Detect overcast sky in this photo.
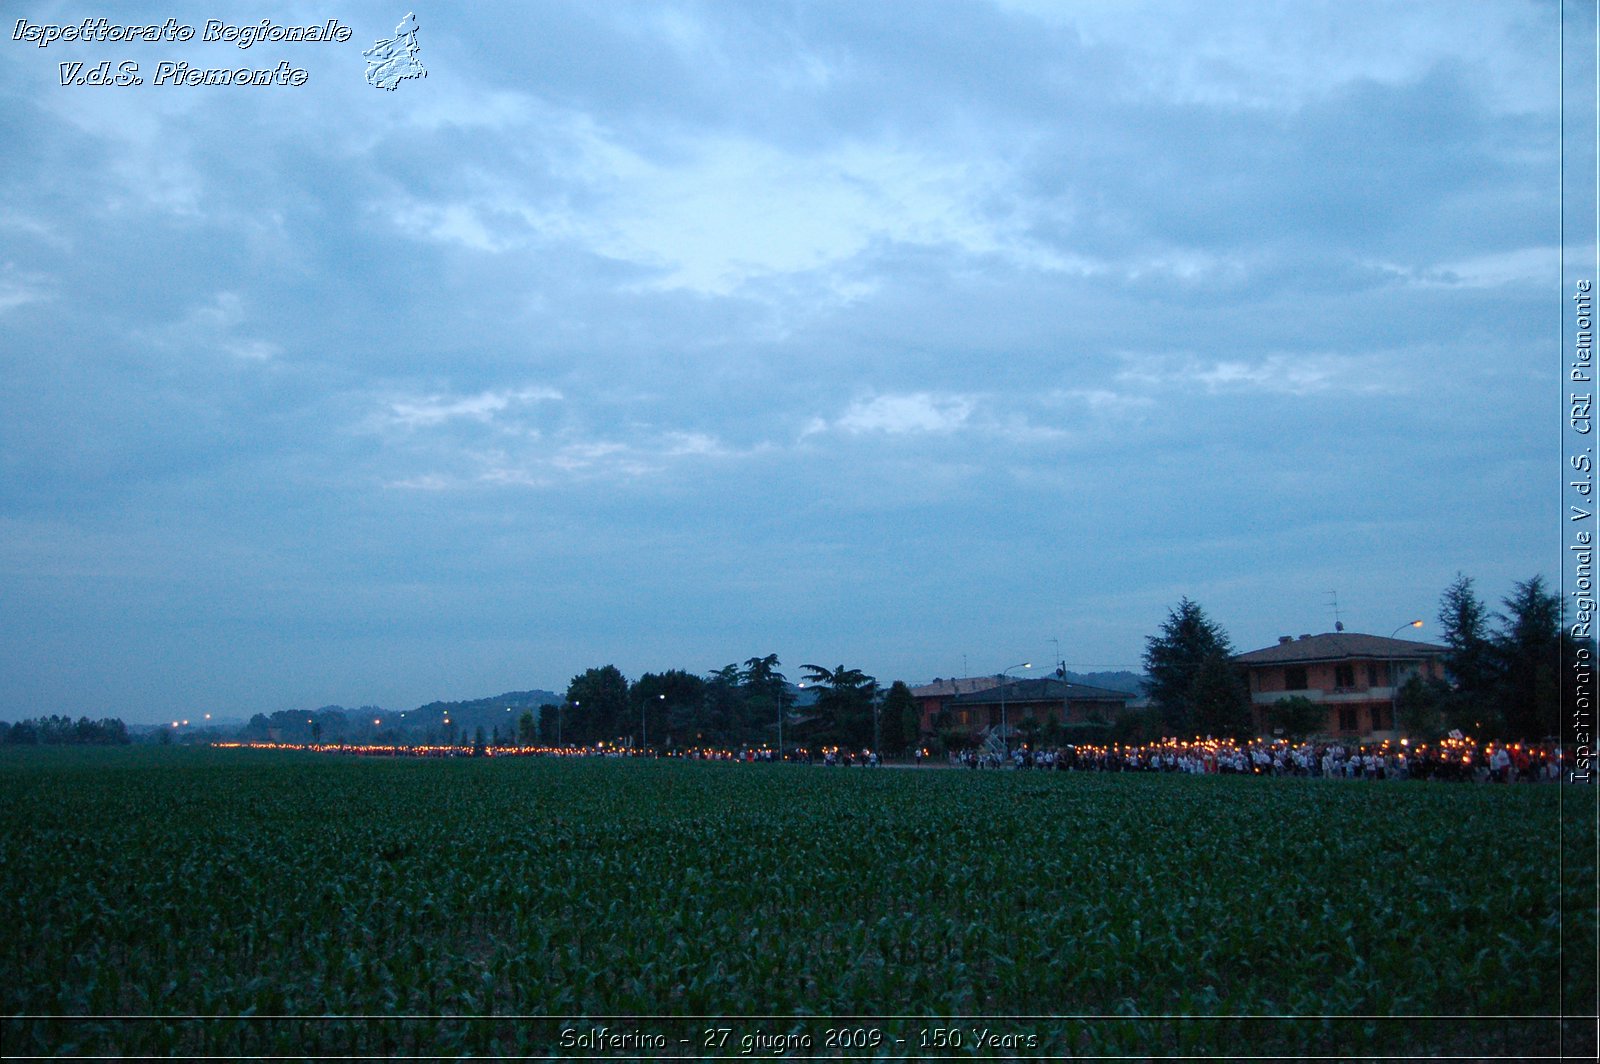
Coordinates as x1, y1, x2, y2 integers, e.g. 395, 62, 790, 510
0, 1, 1573, 723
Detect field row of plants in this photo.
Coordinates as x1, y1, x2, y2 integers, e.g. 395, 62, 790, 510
1, 747, 1593, 1057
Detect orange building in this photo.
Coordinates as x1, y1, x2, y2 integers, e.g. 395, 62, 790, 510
910, 676, 1004, 737
1233, 631, 1447, 740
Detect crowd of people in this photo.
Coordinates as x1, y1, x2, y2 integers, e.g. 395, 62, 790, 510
213, 735, 1584, 783
955, 736, 1576, 783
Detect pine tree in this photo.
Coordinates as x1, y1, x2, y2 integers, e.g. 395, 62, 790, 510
1190, 650, 1253, 739
1492, 576, 1562, 740
1439, 574, 1494, 688
1143, 598, 1239, 737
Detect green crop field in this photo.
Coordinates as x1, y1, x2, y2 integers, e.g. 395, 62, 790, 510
1, 747, 1594, 1059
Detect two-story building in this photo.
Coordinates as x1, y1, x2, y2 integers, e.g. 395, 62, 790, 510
910, 676, 1004, 738
1233, 631, 1447, 740
926, 677, 1131, 746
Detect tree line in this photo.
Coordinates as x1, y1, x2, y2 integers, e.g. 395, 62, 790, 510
2, 716, 130, 745
535, 656, 919, 753
1399, 574, 1580, 742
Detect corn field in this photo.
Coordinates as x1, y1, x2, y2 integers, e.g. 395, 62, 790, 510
1, 747, 1593, 1058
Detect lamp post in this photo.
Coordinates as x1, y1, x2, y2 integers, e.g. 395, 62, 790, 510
644, 693, 662, 753
999, 661, 1031, 760
1387, 621, 1423, 734
789, 683, 806, 762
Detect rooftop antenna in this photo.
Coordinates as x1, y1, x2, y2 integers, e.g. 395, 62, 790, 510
962, 653, 969, 679
1326, 590, 1344, 632
1050, 637, 1064, 678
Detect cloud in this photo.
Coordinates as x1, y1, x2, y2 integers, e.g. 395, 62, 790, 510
1051, 388, 1156, 416
140, 292, 282, 363
0, 210, 64, 247
1192, 358, 1343, 394
591, 136, 1061, 293
386, 201, 522, 254
1379, 246, 1555, 289
386, 473, 455, 492
34, 88, 208, 216
382, 387, 563, 430
0, 263, 52, 315
378, 99, 1070, 294
380, 419, 740, 491
998, 0, 1548, 114
811, 392, 978, 436
1117, 352, 1390, 397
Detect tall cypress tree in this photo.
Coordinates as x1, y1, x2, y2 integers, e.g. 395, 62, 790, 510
879, 680, 918, 753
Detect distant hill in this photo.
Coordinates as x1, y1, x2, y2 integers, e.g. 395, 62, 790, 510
908, 671, 1148, 696
1066, 670, 1147, 695
236, 689, 562, 744
412, 690, 562, 715
408, 690, 563, 738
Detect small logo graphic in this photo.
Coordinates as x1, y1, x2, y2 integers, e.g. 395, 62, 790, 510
364, 12, 425, 90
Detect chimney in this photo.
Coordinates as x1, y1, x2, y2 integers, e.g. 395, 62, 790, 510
1278, 636, 1293, 644
1298, 634, 1312, 640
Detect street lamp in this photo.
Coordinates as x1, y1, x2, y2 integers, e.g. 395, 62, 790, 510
999, 662, 1031, 760
788, 683, 806, 762
644, 693, 663, 752
872, 692, 881, 758
1387, 621, 1424, 734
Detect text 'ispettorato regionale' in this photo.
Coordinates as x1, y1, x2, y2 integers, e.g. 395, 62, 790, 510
12, 18, 353, 87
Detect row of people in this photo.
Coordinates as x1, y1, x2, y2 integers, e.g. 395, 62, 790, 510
982, 738, 1573, 782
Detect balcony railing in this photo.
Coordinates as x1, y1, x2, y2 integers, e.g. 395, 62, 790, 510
1251, 687, 1397, 704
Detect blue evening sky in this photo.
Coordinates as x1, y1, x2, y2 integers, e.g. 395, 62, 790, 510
0, 1, 1565, 723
